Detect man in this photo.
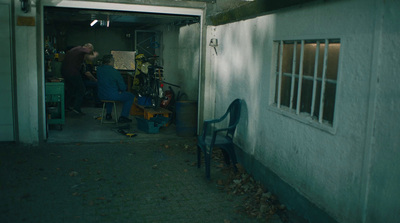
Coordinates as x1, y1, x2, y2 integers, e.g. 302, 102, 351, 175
97, 54, 135, 123
61, 43, 99, 115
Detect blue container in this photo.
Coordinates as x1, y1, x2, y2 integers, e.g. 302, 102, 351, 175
136, 117, 161, 134
137, 96, 152, 106
175, 101, 197, 137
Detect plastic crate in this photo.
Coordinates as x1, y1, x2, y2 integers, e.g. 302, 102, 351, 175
136, 117, 162, 134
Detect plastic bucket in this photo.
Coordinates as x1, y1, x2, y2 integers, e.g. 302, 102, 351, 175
175, 101, 197, 137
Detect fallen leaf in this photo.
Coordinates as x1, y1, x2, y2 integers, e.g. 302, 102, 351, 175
69, 171, 79, 176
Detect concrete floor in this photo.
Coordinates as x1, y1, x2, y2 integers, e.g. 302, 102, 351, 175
46, 104, 181, 144
1, 104, 284, 223
0, 103, 308, 223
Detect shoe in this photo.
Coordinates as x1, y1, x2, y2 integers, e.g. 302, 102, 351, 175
72, 108, 85, 115
118, 116, 132, 123
106, 114, 112, 120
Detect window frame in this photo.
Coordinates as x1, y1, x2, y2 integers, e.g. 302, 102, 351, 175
269, 38, 341, 133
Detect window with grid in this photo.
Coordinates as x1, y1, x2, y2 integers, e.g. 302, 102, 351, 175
274, 39, 340, 125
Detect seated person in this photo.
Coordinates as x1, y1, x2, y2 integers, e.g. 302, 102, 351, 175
97, 54, 135, 123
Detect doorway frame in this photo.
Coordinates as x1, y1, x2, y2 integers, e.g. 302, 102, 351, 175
39, 0, 205, 141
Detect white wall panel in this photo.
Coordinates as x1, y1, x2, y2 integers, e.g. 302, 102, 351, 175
0, 3, 14, 141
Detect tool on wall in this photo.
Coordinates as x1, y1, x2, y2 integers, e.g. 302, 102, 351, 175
20, 0, 30, 13
209, 38, 218, 55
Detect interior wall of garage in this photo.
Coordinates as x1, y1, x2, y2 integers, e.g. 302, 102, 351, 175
158, 22, 200, 101
44, 25, 136, 78
204, 0, 400, 222
46, 25, 135, 58
178, 23, 200, 101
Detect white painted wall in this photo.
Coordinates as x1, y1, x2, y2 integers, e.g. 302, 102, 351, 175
0, 2, 14, 141
147, 22, 201, 101
178, 23, 200, 100
364, 1, 400, 222
205, 0, 400, 222
159, 24, 180, 91
14, 0, 40, 143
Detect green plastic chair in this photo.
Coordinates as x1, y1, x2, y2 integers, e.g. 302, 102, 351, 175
197, 98, 242, 179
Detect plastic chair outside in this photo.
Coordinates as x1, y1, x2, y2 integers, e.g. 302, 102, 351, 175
197, 98, 242, 179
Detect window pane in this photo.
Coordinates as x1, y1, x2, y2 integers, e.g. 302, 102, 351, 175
313, 81, 322, 118
317, 43, 326, 78
303, 43, 317, 77
282, 43, 294, 73
323, 82, 337, 124
280, 75, 292, 107
295, 43, 301, 74
326, 43, 340, 80
292, 77, 299, 110
274, 74, 279, 104
300, 79, 313, 113
276, 42, 281, 73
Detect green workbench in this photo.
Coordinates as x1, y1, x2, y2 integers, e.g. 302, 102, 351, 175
45, 82, 65, 129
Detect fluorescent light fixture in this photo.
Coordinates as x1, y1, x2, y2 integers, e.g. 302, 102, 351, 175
90, 19, 98, 26
107, 15, 110, 27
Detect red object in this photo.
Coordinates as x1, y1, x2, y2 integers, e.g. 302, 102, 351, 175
161, 90, 173, 108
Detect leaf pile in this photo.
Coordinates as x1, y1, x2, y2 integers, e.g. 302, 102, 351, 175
213, 152, 289, 222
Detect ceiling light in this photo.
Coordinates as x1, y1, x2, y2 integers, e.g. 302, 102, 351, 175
107, 15, 110, 28
90, 19, 98, 27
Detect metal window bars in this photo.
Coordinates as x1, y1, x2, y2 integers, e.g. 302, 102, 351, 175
275, 39, 338, 124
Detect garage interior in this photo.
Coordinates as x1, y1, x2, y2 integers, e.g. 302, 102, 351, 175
43, 6, 201, 143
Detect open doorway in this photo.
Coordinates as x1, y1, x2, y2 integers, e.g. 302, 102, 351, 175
42, 2, 203, 143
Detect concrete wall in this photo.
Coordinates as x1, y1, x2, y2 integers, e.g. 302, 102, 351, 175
63, 26, 134, 58
139, 22, 201, 101
14, 0, 40, 143
204, 0, 400, 222
158, 24, 180, 93
178, 23, 200, 101
364, 1, 400, 222
0, 1, 14, 141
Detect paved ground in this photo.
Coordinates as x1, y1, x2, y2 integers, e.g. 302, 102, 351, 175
0, 138, 287, 223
